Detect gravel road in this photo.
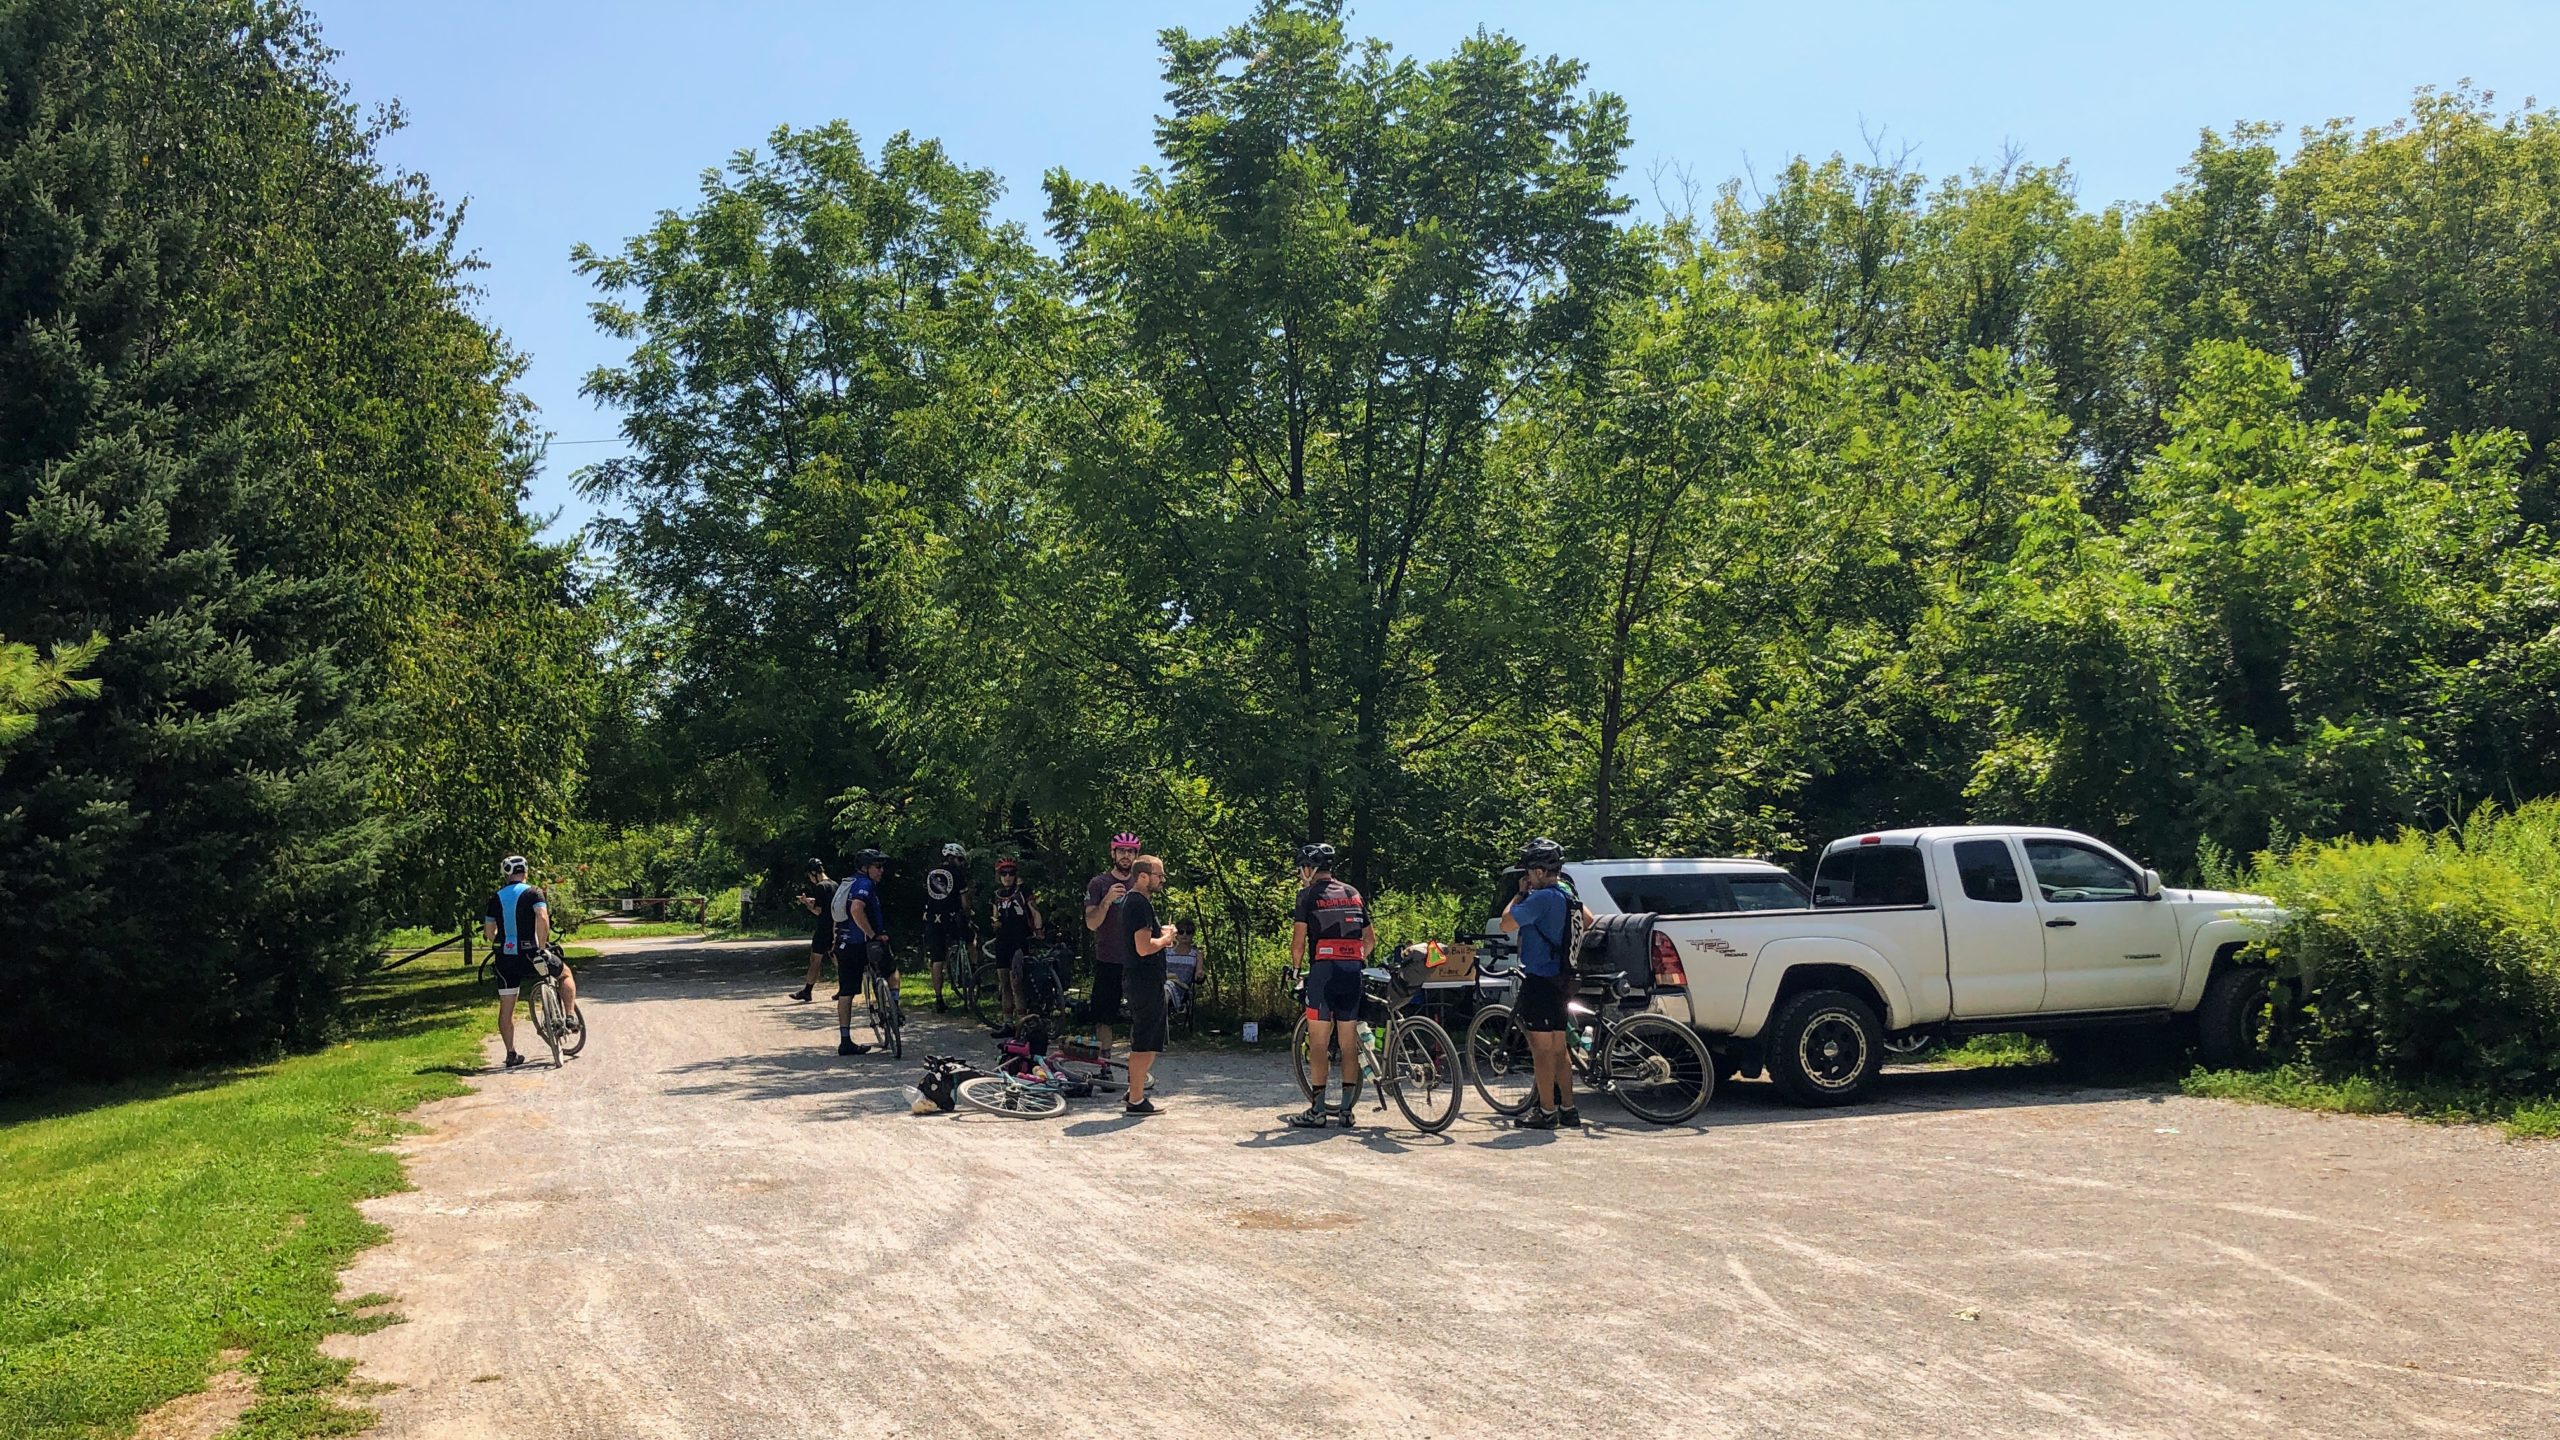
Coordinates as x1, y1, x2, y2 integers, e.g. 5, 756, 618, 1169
327, 938, 2560, 1439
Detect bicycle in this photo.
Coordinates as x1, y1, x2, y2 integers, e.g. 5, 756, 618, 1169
477, 944, 586, 1068
1462, 950, 1710, 1125
955, 1018, 1111, 1119
1287, 943, 1465, 1134
864, 955, 905, 1060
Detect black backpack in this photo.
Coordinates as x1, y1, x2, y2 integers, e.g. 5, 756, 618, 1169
913, 1055, 985, 1113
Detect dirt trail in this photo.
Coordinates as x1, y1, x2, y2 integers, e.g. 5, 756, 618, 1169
328, 939, 2560, 1439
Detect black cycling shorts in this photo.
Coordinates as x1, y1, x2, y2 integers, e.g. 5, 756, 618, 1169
1513, 971, 1568, 1033
1089, 961, 1124, 1024
492, 948, 538, 995
1305, 959, 1364, 1022
922, 919, 967, 964
834, 936, 894, 996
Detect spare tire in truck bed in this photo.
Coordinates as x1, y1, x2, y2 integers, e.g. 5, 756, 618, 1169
1578, 913, 1658, 994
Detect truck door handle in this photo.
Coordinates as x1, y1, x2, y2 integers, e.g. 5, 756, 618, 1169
2045, 919, 2077, 928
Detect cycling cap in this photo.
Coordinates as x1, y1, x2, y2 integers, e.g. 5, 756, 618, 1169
500, 855, 529, 877
1296, 841, 1336, 869
1516, 837, 1566, 869
994, 857, 1020, 874
1111, 832, 1141, 849
941, 841, 966, 858
853, 848, 888, 867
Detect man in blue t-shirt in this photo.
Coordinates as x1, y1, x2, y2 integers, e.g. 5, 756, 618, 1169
832, 849, 894, 1056
1499, 837, 1578, 1128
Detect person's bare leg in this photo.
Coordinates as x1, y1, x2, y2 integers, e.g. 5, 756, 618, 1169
1098, 1022, 1114, 1057
559, 967, 579, 1020
1331, 1020, 1363, 1110
1126, 1051, 1155, 1105
803, 949, 825, 992
497, 997, 518, 1057
836, 990, 854, 1036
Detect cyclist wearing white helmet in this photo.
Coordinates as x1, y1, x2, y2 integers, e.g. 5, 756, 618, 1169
481, 855, 577, 1070
921, 842, 973, 1013
1082, 830, 1143, 1059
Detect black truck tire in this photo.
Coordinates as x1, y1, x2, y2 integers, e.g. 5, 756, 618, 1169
1766, 988, 1884, 1106
2194, 963, 2276, 1070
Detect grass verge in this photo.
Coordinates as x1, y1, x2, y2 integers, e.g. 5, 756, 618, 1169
0, 958, 492, 1439
2182, 1064, 2560, 1140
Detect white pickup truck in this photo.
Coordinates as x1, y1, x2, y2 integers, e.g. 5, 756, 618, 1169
1552, 827, 2278, 1107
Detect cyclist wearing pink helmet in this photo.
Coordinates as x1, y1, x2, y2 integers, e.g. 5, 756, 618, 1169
1082, 831, 1143, 1059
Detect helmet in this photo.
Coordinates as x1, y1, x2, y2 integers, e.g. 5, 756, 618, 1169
1296, 841, 1336, 870
500, 855, 529, 878
853, 848, 888, 868
1515, 837, 1566, 870
1110, 831, 1141, 850
805, 857, 828, 873
941, 842, 966, 858
995, 857, 1020, 875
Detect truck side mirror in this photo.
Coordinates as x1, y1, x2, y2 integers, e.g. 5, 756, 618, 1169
2138, 868, 2163, 899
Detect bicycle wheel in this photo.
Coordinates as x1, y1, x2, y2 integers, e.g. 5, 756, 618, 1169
560, 998, 588, 1058
536, 984, 564, 1067
1601, 1014, 1713, 1125
1384, 1015, 1463, 1133
1290, 1014, 1316, 1103
1463, 1004, 1536, 1116
955, 1076, 1067, 1119
870, 974, 904, 1060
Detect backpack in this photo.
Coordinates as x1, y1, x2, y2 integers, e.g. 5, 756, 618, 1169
911, 1055, 986, 1114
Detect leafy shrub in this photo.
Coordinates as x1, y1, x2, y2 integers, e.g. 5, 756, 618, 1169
2239, 801, 2560, 1097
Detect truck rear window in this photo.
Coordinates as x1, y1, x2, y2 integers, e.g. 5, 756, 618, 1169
1812, 846, 1929, 907
1599, 872, 1811, 915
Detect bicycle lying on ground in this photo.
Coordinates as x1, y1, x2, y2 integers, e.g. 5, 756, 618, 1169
955, 1018, 1121, 1119
1462, 951, 1710, 1125
1287, 943, 1466, 1134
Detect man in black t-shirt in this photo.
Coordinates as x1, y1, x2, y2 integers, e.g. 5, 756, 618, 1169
1082, 831, 1141, 1056
1114, 854, 1178, 1115
788, 859, 836, 1003
922, 843, 972, 1013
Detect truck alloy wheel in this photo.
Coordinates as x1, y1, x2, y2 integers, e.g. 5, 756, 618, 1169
1768, 989, 1884, 1106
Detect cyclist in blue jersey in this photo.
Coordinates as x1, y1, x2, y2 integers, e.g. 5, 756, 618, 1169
1499, 837, 1579, 1128
832, 849, 895, 1055
481, 855, 579, 1069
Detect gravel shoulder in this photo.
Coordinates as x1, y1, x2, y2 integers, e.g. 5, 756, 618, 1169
327, 939, 2560, 1439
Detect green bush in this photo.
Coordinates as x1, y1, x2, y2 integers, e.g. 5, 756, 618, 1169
2240, 801, 2560, 1097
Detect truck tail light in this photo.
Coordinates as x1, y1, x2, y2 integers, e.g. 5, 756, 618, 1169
1650, 930, 1687, 988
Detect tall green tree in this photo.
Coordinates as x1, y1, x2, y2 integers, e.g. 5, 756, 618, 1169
1043, 0, 1639, 886
0, 0, 589, 1083
574, 123, 1045, 875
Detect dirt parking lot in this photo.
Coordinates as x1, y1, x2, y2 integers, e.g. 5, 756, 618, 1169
328, 939, 2560, 1439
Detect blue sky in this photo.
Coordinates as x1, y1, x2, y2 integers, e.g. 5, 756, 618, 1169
305, 1, 2560, 536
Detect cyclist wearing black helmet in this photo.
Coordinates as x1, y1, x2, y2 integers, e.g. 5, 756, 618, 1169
788, 858, 836, 1004
831, 849, 893, 1056
1500, 837, 1580, 1128
921, 842, 973, 1013
1285, 841, 1371, 1129
481, 855, 577, 1070
989, 857, 1043, 1022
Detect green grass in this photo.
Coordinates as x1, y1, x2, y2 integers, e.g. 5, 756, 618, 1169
2182, 1064, 2560, 1141
1930, 1033, 2054, 1069
0, 960, 491, 1439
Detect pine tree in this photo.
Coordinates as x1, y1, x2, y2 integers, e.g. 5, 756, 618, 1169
0, 0, 389, 1082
